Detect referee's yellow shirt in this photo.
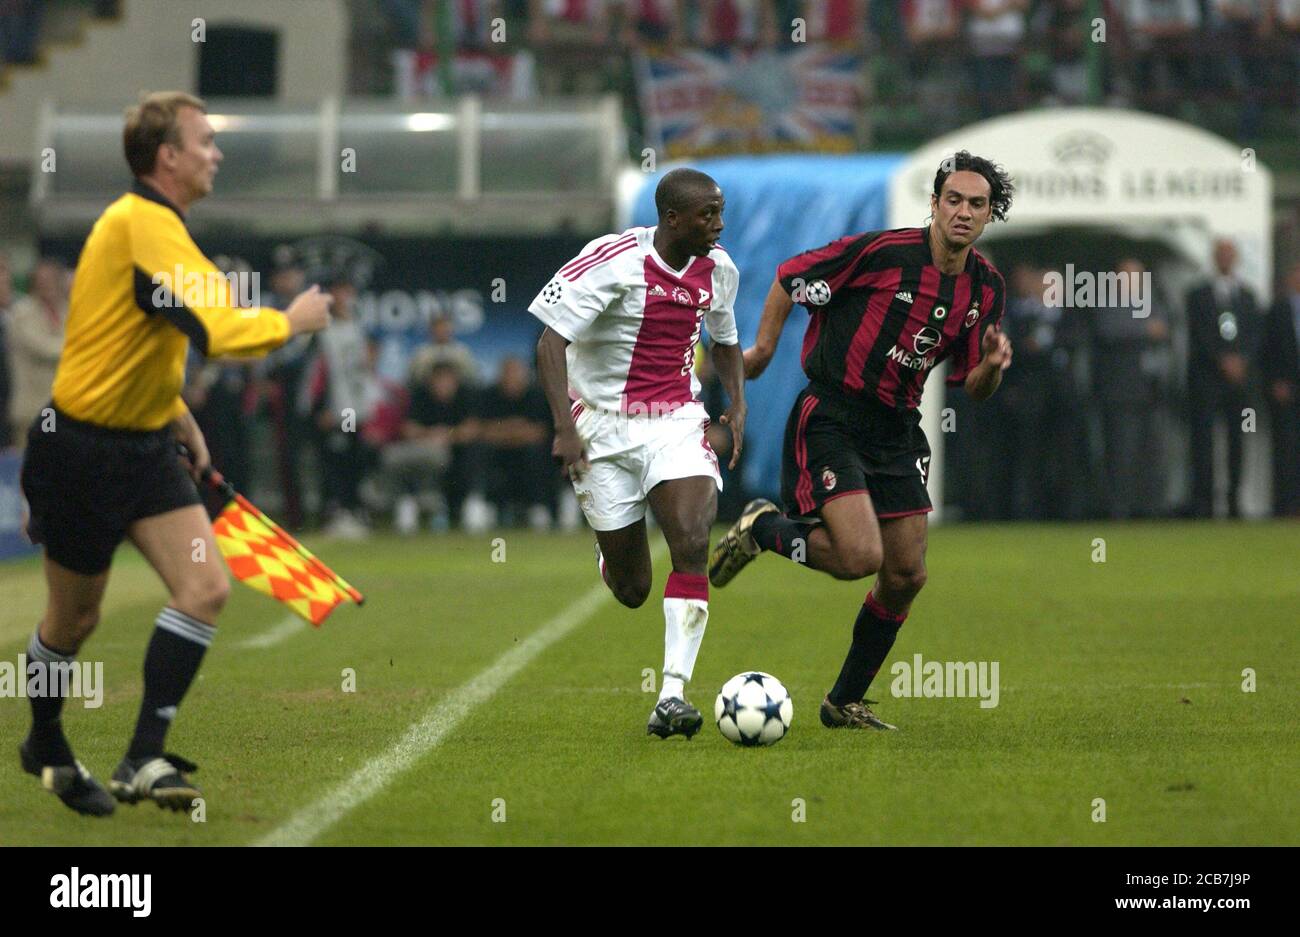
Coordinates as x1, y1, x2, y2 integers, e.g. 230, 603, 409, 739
51, 181, 290, 430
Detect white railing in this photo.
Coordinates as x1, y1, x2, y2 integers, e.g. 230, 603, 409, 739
32, 94, 627, 233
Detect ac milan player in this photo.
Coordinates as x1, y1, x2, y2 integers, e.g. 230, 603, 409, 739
709, 151, 1014, 731
530, 168, 745, 739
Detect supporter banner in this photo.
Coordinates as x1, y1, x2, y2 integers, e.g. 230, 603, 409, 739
393, 49, 536, 100
0, 449, 36, 562
635, 44, 865, 159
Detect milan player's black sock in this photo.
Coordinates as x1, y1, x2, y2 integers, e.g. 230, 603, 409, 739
26, 630, 77, 765
127, 608, 214, 760
752, 512, 816, 559
827, 592, 908, 706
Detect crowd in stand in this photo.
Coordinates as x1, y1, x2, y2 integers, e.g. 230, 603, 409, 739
0, 0, 119, 67
3, 242, 1299, 527
368, 0, 1300, 137
174, 251, 575, 538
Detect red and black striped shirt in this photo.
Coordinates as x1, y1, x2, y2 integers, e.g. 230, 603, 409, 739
777, 226, 1006, 411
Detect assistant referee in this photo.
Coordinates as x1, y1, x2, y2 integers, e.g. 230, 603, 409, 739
19, 92, 331, 815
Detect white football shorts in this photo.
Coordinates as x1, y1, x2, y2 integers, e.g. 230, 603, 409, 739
569, 401, 722, 531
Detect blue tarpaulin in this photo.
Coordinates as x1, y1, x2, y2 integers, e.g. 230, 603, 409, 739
632, 153, 907, 497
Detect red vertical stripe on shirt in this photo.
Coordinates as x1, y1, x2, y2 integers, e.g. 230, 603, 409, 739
842, 268, 902, 395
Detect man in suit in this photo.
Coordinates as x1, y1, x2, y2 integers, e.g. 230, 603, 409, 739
1261, 260, 1300, 517
1185, 238, 1260, 518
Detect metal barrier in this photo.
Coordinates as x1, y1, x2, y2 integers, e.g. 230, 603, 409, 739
31, 95, 626, 234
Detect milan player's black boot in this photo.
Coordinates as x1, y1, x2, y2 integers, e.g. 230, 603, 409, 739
110, 753, 202, 811
819, 696, 898, 731
709, 499, 779, 587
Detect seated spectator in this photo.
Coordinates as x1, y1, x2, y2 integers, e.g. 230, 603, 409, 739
386, 361, 481, 533
798, 0, 868, 49
901, 0, 962, 129
697, 0, 778, 52
409, 313, 479, 386
620, 0, 685, 48
479, 356, 554, 529
257, 248, 314, 529
529, 0, 615, 92
1206, 0, 1266, 135
306, 273, 380, 538
1032, 0, 1091, 106
1115, 0, 1201, 111
965, 0, 1029, 118
0, 0, 43, 65
6, 257, 68, 449
1264, 1, 1300, 99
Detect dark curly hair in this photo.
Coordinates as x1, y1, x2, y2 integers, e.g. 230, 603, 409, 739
932, 150, 1014, 223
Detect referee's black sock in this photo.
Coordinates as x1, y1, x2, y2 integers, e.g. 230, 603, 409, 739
751, 513, 816, 560
827, 592, 907, 706
26, 630, 77, 766
127, 607, 215, 761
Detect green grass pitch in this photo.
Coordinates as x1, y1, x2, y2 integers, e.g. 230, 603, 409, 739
0, 522, 1296, 845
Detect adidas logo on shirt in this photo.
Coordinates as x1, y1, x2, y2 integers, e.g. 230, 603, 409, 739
649, 284, 668, 296
895, 291, 914, 304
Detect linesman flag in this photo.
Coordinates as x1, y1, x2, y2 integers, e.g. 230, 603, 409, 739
202, 465, 364, 626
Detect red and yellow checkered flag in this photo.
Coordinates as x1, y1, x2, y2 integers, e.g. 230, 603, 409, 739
203, 468, 363, 626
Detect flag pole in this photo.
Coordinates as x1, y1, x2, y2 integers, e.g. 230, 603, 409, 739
180, 445, 365, 605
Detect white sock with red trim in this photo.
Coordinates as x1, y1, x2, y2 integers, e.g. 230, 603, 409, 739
659, 571, 709, 702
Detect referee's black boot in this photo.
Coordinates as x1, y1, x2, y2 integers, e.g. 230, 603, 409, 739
19, 741, 116, 817
110, 753, 202, 812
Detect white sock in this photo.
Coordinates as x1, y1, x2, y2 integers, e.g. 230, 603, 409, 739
660, 574, 709, 701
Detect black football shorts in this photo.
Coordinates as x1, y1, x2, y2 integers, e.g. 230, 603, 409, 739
779, 383, 933, 521
21, 407, 202, 575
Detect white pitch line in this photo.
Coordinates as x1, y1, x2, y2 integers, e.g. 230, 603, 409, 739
234, 614, 307, 650
256, 543, 668, 847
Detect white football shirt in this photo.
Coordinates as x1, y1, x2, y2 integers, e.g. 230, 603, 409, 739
529, 225, 739, 417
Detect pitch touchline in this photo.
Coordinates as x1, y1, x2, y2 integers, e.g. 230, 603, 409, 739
255, 543, 669, 846
233, 614, 306, 650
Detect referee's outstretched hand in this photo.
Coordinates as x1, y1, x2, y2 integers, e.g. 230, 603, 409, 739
285, 285, 334, 335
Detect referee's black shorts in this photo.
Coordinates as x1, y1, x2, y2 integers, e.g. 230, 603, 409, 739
779, 383, 933, 522
21, 406, 201, 575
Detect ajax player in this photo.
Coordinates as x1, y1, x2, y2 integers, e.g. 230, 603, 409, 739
531, 168, 745, 738
710, 151, 1014, 731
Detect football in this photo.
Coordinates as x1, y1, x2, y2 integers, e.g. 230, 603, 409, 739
715, 672, 793, 746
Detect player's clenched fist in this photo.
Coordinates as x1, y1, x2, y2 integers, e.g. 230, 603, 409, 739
552, 425, 590, 481
981, 323, 1013, 371
284, 285, 334, 335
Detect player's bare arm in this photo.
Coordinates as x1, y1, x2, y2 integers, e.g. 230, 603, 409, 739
536, 325, 588, 480
964, 323, 1013, 401
710, 340, 746, 468
743, 275, 795, 379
